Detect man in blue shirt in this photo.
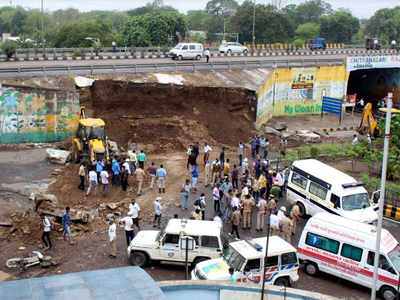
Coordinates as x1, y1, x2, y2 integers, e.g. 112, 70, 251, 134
94, 159, 104, 182
111, 159, 121, 186
62, 207, 73, 245
191, 166, 199, 192
156, 164, 167, 194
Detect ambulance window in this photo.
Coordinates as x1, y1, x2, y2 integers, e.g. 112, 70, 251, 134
282, 252, 297, 265
309, 181, 328, 200
265, 256, 279, 267
330, 194, 341, 208
291, 172, 307, 189
341, 244, 363, 262
164, 234, 179, 244
201, 236, 219, 248
367, 252, 396, 274
306, 233, 339, 254
189, 45, 195, 50
244, 259, 260, 271
182, 45, 188, 50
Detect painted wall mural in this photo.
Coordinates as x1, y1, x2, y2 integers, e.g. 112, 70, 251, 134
256, 65, 348, 129
0, 85, 80, 144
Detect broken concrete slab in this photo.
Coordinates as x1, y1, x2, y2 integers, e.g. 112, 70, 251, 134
108, 141, 119, 154
296, 130, 321, 143
0, 215, 12, 227
274, 121, 287, 131
37, 206, 98, 224
263, 126, 282, 136
106, 203, 119, 210
46, 148, 71, 165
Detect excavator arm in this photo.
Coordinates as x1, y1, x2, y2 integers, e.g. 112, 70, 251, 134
358, 103, 377, 136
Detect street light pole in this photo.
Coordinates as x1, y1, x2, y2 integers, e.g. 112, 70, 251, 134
252, 0, 256, 51
370, 93, 392, 300
41, 0, 45, 57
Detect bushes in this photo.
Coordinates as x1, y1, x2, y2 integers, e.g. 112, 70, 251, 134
1, 40, 18, 59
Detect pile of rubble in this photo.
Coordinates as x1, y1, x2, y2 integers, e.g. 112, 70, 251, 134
263, 121, 321, 143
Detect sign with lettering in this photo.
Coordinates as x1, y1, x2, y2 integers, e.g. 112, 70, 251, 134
346, 55, 400, 72
322, 96, 342, 116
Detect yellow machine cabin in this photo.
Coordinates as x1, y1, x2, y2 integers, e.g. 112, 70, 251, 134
72, 106, 109, 164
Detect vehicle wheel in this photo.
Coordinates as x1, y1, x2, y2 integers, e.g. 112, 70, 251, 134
178, 55, 183, 61
381, 286, 397, 300
297, 202, 306, 218
196, 55, 201, 60
129, 251, 148, 267
274, 277, 290, 287
227, 49, 232, 55
304, 262, 318, 276
243, 49, 248, 54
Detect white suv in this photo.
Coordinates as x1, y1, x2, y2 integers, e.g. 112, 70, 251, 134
219, 42, 248, 54
169, 43, 203, 60
127, 219, 227, 267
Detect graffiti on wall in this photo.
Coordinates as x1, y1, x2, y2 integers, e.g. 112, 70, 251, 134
0, 86, 79, 144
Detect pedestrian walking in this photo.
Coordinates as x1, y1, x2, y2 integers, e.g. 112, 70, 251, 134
181, 179, 191, 210
238, 142, 244, 167
78, 163, 85, 190
256, 197, 267, 231
108, 218, 117, 258
111, 159, 121, 186
62, 207, 73, 245
87, 167, 98, 196
153, 197, 163, 228
40, 214, 52, 250
100, 168, 110, 196
137, 150, 147, 169
191, 165, 199, 192
147, 162, 157, 190
230, 206, 241, 239
128, 149, 137, 175
120, 214, 134, 246
242, 194, 255, 229
156, 164, 167, 193
121, 165, 129, 191
290, 204, 300, 235
204, 159, 211, 187
203, 143, 212, 166
133, 167, 145, 195
204, 48, 210, 63
129, 199, 141, 230
213, 183, 221, 213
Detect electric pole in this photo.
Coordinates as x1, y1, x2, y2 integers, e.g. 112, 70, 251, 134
41, 0, 45, 57
252, 0, 256, 50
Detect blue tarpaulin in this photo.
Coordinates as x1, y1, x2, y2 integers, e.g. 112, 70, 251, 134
0, 266, 166, 300
322, 96, 343, 116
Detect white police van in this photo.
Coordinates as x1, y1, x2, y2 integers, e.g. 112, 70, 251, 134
287, 159, 378, 224
169, 43, 203, 61
192, 236, 299, 287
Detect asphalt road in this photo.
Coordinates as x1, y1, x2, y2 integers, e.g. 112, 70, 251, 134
144, 172, 399, 300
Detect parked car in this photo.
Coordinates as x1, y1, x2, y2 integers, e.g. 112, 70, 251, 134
306, 38, 326, 50
127, 219, 228, 267
169, 43, 203, 60
218, 42, 248, 54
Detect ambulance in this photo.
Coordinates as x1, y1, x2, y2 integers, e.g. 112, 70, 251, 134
287, 159, 378, 224
298, 213, 400, 300
191, 236, 300, 287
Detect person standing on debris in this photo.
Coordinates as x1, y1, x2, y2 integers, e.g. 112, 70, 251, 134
192, 142, 200, 166
108, 218, 117, 258
121, 165, 130, 191
87, 167, 98, 196
238, 142, 244, 167
256, 196, 267, 231
191, 165, 199, 192
230, 206, 241, 239
78, 163, 85, 190
181, 179, 191, 210
203, 143, 212, 166
219, 147, 225, 165
111, 159, 121, 186
204, 48, 210, 63
156, 164, 167, 194
147, 162, 157, 190
62, 207, 73, 245
211, 158, 221, 185
153, 197, 163, 228
120, 213, 134, 246
40, 214, 52, 250
264, 139, 269, 159
204, 159, 211, 187
100, 168, 110, 196
137, 150, 147, 169
129, 199, 141, 230
128, 150, 137, 175
94, 159, 105, 182
123, 158, 131, 175
133, 167, 145, 196
249, 136, 256, 159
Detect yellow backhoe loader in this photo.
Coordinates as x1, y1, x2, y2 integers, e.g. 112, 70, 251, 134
358, 103, 400, 137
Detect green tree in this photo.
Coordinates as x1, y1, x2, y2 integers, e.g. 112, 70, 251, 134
187, 10, 212, 30
1, 40, 17, 59
319, 11, 359, 43
293, 0, 332, 26
365, 7, 400, 44
295, 22, 320, 41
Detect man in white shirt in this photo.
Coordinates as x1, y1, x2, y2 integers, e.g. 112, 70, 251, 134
213, 184, 221, 213
203, 143, 212, 166
120, 213, 134, 246
230, 195, 240, 210
153, 197, 163, 228
269, 211, 280, 236
100, 169, 109, 196
40, 214, 52, 250
123, 158, 131, 175
277, 206, 286, 221
108, 218, 117, 258
129, 199, 141, 230
352, 134, 358, 145
213, 212, 223, 225
87, 168, 98, 196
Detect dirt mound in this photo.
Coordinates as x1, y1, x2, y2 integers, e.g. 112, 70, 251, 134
83, 81, 256, 152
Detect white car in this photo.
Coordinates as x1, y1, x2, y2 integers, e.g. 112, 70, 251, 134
169, 43, 203, 61
219, 42, 248, 54
127, 219, 227, 267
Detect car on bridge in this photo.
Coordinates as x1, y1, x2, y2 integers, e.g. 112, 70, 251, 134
306, 38, 326, 50
218, 42, 248, 54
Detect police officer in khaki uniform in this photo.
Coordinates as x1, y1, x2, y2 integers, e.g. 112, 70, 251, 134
267, 195, 277, 216
279, 215, 293, 243
290, 204, 300, 235
242, 194, 255, 229
256, 197, 267, 231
